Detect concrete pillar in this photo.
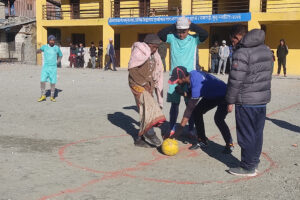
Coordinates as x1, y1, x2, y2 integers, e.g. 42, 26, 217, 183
248, 19, 261, 30
102, 24, 114, 67
0, 2, 5, 19
103, 0, 112, 18
249, 0, 261, 13
36, 0, 47, 65
181, 0, 192, 15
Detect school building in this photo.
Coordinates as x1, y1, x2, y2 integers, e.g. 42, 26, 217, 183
36, 0, 300, 75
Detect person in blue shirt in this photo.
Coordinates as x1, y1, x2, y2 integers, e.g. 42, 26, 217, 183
158, 16, 208, 137
37, 35, 63, 102
167, 66, 234, 153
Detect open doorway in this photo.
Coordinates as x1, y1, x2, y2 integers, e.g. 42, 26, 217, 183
209, 25, 247, 73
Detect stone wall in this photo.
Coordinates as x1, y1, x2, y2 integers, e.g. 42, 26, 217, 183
0, 2, 5, 20
0, 22, 37, 64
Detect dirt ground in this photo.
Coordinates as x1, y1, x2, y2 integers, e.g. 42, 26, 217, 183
0, 64, 299, 200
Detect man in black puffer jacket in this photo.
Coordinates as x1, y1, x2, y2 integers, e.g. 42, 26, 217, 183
226, 25, 273, 176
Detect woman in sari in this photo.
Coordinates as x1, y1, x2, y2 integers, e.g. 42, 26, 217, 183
128, 34, 166, 148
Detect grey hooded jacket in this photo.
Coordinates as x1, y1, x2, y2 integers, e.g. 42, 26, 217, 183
226, 29, 273, 105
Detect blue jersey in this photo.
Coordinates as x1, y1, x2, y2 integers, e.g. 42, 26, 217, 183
41, 44, 62, 68
190, 70, 227, 99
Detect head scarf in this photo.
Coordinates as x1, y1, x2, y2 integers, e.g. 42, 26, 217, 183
48, 35, 56, 41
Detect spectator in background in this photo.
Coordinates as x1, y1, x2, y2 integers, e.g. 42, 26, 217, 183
98, 41, 103, 69
209, 41, 219, 73
105, 38, 117, 71
89, 42, 97, 69
77, 43, 85, 68
276, 39, 288, 77
69, 42, 77, 68
158, 42, 167, 72
217, 40, 230, 75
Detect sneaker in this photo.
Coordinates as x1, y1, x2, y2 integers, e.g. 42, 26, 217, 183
188, 143, 201, 150
188, 140, 209, 150
134, 138, 152, 148
144, 133, 162, 146
37, 95, 46, 102
50, 97, 56, 102
228, 167, 257, 177
223, 143, 234, 154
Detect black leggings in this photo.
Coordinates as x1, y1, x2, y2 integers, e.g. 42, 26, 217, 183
193, 97, 232, 145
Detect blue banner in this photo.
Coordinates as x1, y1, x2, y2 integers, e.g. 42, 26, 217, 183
108, 13, 251, 26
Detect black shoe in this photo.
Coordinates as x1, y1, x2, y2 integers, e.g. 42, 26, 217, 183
134, 138, 152, 148
188, 143, 201, 150
228, 167, 257, 177
144, 133, 161, 147
223, 143, 234, 154
188, 140, 209, 150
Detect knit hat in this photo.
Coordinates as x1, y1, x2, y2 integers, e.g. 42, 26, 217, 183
144, 34, 161, 45
48, 35, 56, 41
168, 66, 189, 84
176, 16, 189, 30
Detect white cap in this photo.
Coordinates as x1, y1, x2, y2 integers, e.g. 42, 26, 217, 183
176, 16, 189, 29
109, 38, 113, 41
222, 40, 226, 44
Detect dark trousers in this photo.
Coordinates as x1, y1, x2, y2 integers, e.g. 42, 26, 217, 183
211, 58, 219, 73
170, 102, 194, 132
77, 56, 84, 68
193, 97, 232, 145
235, 105, 266, 170
277, 57, 286, 75
105, 54, 116, 70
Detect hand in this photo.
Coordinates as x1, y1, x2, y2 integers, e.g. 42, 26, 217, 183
227, 104, 234, 113
170, 125, 184, 139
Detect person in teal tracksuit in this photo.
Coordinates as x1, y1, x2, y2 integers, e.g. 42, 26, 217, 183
37, 35, 63, 102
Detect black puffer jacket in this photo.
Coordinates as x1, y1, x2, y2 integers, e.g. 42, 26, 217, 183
226, 29, 273, 105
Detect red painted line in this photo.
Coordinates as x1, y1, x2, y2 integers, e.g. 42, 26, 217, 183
267, 102, 300, 117
39, 102, 300, 199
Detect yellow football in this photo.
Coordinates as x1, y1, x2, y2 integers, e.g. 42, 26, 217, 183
161, 138, 179, 156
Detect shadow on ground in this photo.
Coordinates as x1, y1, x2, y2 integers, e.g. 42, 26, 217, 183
266, 117, 300, 134
107, 112, 139, 141
45, 88, 63, 98
200, 140, 240, 168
